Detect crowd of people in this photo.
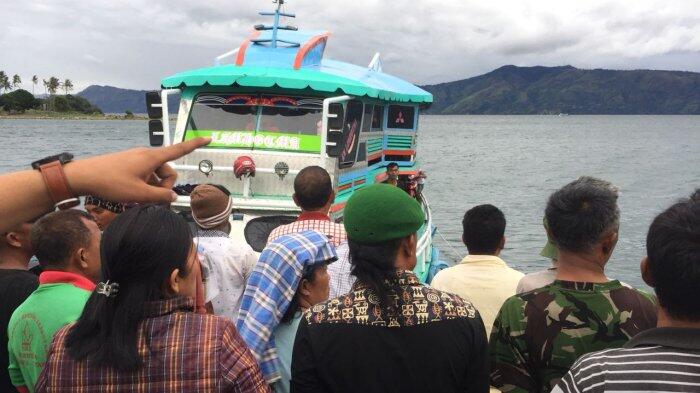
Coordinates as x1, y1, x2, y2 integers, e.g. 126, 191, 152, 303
0, 137, 698, 393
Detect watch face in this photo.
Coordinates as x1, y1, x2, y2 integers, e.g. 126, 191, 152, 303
31, 152, 73, 169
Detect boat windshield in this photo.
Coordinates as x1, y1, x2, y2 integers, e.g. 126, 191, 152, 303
184, 94, 323, 153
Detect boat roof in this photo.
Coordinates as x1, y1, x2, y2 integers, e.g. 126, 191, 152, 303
161, 28, 432, 104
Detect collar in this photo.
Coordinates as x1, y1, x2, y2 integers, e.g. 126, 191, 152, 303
625, 327, 700, 350
353, 270, 421, 291
143, 296, 195, 318
552, 279, 621, 292
459, 255, 506, 266
297, 211, 331, 222
39, 270, 96, 291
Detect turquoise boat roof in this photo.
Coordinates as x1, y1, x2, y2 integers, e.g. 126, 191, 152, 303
161, 28, 432, 104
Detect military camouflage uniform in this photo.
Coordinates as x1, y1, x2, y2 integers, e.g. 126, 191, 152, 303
489, 280, 657, 393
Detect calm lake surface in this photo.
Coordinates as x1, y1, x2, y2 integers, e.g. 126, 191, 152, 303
1, 115, 698, 288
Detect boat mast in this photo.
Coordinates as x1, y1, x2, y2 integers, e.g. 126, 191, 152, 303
255, 0, 299, 48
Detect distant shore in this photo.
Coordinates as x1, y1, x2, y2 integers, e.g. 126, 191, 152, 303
0, 110, 147, 120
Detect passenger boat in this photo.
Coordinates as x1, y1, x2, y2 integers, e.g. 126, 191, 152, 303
146, 0, 445, 282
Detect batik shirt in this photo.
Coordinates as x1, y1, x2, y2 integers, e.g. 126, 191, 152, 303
489, 280, 657, 393
292, 270, 490, 393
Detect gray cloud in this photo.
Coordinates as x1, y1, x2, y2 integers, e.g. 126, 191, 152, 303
1, 0, 699, 91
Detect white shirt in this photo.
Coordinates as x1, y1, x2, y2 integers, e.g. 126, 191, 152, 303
195, 230, 259, 322
328, 243, 355, 298
430, 255, 524, 338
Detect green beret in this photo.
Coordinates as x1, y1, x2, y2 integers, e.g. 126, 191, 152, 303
343, 184, 425, 244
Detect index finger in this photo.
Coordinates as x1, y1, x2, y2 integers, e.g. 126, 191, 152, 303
155, 137, 211, 163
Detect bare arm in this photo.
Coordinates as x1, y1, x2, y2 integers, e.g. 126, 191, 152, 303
0, 137, 210, 233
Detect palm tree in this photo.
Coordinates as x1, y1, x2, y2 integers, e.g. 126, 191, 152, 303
0, 71, 7, 94
12, 74, 21, 90
31, 75, 38, 96
42, 79, 49, 110
1, 76, 10, 94
47, 77, 60, 95
63, 79, 73, 95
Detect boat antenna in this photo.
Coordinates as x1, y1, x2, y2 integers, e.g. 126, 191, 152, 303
253, 0, 299, 48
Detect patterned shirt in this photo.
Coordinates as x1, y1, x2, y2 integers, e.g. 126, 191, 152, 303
196, 228, 258, 322
327, 243, 355, 298
292, 270, 490, 393
489, 280, 657, 393
35, 297, 270, 393
267, 211, 347, 247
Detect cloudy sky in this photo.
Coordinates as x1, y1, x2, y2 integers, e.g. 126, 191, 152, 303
2, 0, 700, 91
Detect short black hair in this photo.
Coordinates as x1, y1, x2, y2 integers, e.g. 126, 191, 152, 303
545, 176, 620, 253
646, 192, 700, 321
387, 162, 399, 170
294, 166, 333, 210
462, 204, 506, 255
31, 209, 94, 269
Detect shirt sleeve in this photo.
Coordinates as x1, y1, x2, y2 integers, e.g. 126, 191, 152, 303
200, 253, 220, 303
8, 340, 26, 388
219, 322, 270, 393
463, 313, 491, 393
489, 298, 535, 393
290, 318, 325, 393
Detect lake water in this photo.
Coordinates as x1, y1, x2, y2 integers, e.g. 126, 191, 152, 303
1, 116, 698, 288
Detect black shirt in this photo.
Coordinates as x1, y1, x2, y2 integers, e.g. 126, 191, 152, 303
0, 268, 39, 393
291, 271, 489, 393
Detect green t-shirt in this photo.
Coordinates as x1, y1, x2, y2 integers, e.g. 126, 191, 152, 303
489, 280, 657, 393
7, 282, 91, 392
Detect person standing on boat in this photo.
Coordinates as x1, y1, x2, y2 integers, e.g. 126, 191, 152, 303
267, 166, 353, 298
8, 210, 102, 393
84, 195, 125, 231
190, 184, 258, 321
431, 204, 524, 338
291, 184, 490, 393
489, 177, 657, 393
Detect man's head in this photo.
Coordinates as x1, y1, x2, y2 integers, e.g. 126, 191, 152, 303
84, 195, 124, 231
293, 166, 334, 213
386, 162, 399, 177
462, 204, 506, 255
642, 191, 700, 322
545, 176, 620, 264
31, 209, 102, 282
190, 184, 232, 233
0, 221, 35, 265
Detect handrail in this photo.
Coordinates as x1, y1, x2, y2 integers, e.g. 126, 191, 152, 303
214, 48, 239, 66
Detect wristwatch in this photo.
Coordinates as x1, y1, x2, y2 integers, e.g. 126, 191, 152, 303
31, 153, 81, 210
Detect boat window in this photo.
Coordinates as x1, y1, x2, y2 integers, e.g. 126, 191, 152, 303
371, 105, 384, 130
362, 104, 373, 133
338, 100, 363, 168
258, 95, 323, 135
186, 94, 257, 132
387, 105, 415, 130
184, 94, 324, 153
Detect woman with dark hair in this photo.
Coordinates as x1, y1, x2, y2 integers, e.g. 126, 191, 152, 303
236, 230, 336, 393
291, 184, 490, 393
35, 205, 269, 393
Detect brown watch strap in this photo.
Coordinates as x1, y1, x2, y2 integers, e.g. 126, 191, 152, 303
39, 161, 80, 210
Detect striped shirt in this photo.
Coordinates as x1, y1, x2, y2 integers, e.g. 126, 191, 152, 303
35, 296, 270, 393
553, 327, 700, 393
267, 211, 347, 247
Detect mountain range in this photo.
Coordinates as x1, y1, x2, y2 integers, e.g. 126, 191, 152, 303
78, 85, 179, 114
420, 65, 700, 114
76, 66, 700, 115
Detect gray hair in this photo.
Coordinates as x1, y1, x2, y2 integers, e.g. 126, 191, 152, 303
545, 176, 620, 253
